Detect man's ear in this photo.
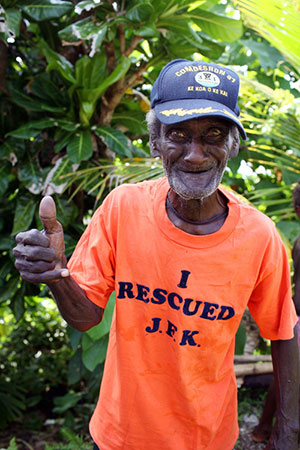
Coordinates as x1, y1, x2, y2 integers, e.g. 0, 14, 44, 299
150, 135, 161, 158
228, 127, 240, 158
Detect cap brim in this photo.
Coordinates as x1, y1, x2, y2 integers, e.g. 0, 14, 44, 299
154, 99, 247, 140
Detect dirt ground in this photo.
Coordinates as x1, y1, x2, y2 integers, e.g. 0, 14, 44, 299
235, 414, 267, 450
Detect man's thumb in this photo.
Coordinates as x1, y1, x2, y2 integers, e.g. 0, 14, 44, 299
39, 196, 61, 234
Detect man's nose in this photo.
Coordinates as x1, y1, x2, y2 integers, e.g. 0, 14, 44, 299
183, 139, 209, 165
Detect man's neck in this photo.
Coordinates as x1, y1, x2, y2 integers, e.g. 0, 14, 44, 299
166, 189, 228, 236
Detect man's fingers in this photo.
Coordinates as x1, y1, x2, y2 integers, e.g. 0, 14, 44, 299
13, 244, 56, 263
15, 259, 56, 273
18, 268, 70, 284
39, 196, 61, 234
16, 229, 49, 247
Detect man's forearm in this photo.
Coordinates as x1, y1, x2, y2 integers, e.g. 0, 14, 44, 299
267, 329, 299, 449
48, 276, 103, 332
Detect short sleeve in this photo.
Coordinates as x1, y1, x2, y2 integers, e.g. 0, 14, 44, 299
248, 227, 297, 341
67, 196, 116, 309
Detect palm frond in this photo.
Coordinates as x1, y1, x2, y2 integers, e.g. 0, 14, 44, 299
60, 158, 164, 202
234, 0, 300, 73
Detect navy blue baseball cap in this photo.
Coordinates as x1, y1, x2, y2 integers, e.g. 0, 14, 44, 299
151, 59, 247, 140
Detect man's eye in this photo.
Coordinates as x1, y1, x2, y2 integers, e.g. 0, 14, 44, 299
168, 130, 187, 142
206, 127, 223, 138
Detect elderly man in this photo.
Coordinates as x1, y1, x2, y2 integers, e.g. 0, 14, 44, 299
13, 59, 299, 450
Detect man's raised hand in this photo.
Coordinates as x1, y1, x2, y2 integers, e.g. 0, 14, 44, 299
13, 196, 69, 284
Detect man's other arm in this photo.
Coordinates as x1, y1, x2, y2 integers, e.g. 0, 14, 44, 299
264, 331, 299, 450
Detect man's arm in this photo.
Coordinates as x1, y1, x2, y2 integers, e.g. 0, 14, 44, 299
48, 276, 103, 332
264, 330, 299, 450
13, 196, 103, 332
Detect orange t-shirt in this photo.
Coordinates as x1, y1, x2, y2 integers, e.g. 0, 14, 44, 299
68, 177, 296, 450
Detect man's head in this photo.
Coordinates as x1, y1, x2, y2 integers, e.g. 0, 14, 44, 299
293, 181, 300, 220
147, 59, 244, 201
150, 59, 247, 140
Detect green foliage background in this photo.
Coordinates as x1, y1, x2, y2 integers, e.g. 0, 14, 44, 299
0, 0, 300, 441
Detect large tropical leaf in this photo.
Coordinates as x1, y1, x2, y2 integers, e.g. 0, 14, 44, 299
59, 157, 164, 202
240, 76, 300, 226
12, 195, 37, 234
1, 7, 21, 39
39, 39, 76, 84
188, 9, 244, 42
234, 0, 300, 74
94, 126, 133, 158
19, 0, 73, 21
66, 130, 93, 163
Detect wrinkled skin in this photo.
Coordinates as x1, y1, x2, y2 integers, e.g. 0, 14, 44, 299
150, 117, 239, 235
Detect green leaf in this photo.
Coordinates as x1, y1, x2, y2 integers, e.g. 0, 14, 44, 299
86, 293, 115, 341
52, 391, 81, 413
0, 141, 13, 159
19, 0, 73, 21
11, 284, 26, 321
67, 348, 84, 385
76, 55, 130, 123
67, 130, 93, 163
90, 25, 108, 52
0, 163, 11, 197
59, 17, 107, 43
94, 126, 132, 157
235, 323, 246, 355
29, 73, 68, 106
56, 120, 79, 132
4, 8, 22, 38
6, 119, 56, 139
133, 23, 159, 37
0, 276, 20, 304
18, 154, 50, 194
233, 0, 300, 73
50, 155, 76, 186
280, 167, 300, 185
55, 197, 77, 228
75, 52, 107, 89
67, 327, 83, 351
112, 111, 148, 136
0, 259, 14, 279
82, 334, 108, 371
189, 10, 243, 42
125, 2, 154, 23
39, 39, 76, 84
277, 221, 300, 244
92, 55, 131, 97
54, 130, 75, 153
75, 1, 99, 13
12, 196, 37, 235
6, 128, 39, 140
241, 39, 282, 70
8, 86, 46, 112
157, 16, 198, 40
186, 31, 225, 59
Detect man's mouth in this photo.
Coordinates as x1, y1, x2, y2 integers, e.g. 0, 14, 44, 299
179, 166, 214, 174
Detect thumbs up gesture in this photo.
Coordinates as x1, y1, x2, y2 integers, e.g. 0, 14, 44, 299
13, 196, 70, 284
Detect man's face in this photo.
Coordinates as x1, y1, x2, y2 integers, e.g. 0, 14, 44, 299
152, 117, 239, 200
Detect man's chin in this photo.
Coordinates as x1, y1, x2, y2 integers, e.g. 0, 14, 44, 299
168, 180, 216, 201
166, 166, 226, 201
